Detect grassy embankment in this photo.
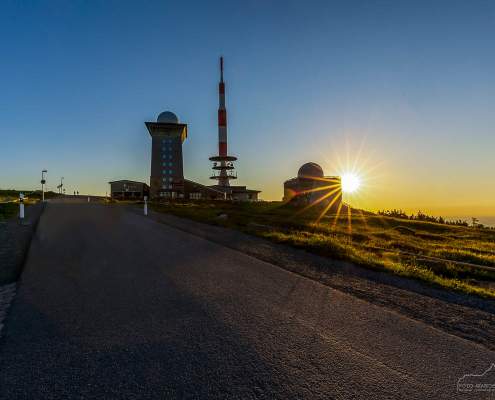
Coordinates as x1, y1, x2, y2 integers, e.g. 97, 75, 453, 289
0, 202, 19, 221
150, 201, 495, 299
0, 189, 55, 221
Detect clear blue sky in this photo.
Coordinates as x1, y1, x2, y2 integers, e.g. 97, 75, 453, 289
1, 1, 494, 219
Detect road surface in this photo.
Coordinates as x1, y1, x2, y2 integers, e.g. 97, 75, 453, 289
0, 202, 493, 399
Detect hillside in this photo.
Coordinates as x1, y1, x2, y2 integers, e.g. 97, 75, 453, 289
150, 201, 495, 298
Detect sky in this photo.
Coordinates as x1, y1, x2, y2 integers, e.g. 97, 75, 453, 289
1, 0, 494, 223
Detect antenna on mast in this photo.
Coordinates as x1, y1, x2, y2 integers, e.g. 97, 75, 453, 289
220, 56, 224, 82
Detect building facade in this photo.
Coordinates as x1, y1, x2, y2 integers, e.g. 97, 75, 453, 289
145, 111, 187, 199
230, 186, 260, 201
284, 162, 342, 209
184, 180, 226, 200
109, 180, 149, 200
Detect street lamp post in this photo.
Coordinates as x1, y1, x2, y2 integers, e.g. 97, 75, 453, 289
41, 169, 47, 202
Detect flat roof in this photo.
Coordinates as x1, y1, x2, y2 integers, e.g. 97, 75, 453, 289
184, 179, 225, 194
108, 180, 149, 186
210, 185, 261, 194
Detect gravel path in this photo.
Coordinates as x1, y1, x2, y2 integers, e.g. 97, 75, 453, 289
0, 203, 45, 284
0, 203, 44, 337
0, 283, 16, 338
142, 208, 495, 351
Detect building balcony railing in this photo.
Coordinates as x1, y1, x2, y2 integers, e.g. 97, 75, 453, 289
210, 173, 237, 180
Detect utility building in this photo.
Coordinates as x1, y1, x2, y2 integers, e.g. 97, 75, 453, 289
109, 180, 149, 200
184, 179, 226, 200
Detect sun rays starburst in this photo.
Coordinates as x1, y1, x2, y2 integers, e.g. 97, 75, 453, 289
287, 135, 384, 233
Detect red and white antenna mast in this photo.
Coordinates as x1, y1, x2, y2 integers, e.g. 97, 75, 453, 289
218, 56, 227, 158
210, 56, 237, 188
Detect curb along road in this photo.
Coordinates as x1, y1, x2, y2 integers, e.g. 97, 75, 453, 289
0, 202, 45, 337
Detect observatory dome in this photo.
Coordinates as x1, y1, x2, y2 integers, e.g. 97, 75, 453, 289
298, 162, 324, 179
157, 111, 179, 124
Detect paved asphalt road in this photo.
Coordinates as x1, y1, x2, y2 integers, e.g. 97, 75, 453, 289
0, 201, 493, 399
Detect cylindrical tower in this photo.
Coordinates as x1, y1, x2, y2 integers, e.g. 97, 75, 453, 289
210, 56, 237, 188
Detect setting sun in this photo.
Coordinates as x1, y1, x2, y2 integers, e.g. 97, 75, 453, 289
341, 173, 361, 193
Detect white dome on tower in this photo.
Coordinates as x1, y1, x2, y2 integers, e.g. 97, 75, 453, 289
157, 111, 179, 124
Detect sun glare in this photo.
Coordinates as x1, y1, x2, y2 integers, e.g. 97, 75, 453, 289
341, 173, 361, 193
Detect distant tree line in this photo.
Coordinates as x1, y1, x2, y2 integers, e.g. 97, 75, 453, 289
377, 209, 472, 227
0, 189, 60, 200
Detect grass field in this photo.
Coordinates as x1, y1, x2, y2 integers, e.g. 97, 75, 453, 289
150, 201, 495, 299
0, 189, 60, 202
0, 202, 20, 221
0, 190, 52, 221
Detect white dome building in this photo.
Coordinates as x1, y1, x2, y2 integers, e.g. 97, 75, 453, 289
157, 111, 179, 124
284, 162, 342, 208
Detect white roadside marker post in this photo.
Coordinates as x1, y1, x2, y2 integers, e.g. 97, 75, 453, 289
87, 197, 90, 203
41, 169, 47, 202
144, 196, 148, 216
19, 192, 25, 220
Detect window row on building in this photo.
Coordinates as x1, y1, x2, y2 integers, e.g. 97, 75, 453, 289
189, 192, 202, 200
158, 191, 184, 199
